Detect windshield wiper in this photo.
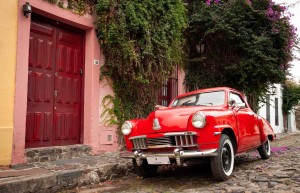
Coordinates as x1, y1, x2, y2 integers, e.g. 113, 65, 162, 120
181, 100, 191, 106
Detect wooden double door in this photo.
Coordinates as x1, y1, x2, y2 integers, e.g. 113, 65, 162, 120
25, 15, 84, 148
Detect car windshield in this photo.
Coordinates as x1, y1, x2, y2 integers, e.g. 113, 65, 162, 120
171, 91, 225, 107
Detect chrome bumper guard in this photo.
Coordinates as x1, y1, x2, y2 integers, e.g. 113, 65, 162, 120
121, 148, 218, 166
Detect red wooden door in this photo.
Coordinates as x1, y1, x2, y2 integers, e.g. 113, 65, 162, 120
26, 17, 84, 148
53, 28, 83, 146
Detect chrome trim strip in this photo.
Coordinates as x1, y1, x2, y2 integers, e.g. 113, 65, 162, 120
147, 145, 174, 149
175, 136, 178, 146
185, 135, 188, 145
190, 135, 194, 145
214, 125, 231, 129
129, 135, 146, 140
121, 149, 218, 160
164, 132, 197, 136
214, 132, 221, 136
138, 139, 143, 149
180, 135, 183, 145
153, 126, 161, 130
153, 118, 161, 130
147, 144, 198, 149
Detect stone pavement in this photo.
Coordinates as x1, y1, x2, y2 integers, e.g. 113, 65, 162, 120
0, 131, 299, 193
0, 153, 132, 193
74, 132, 300, 193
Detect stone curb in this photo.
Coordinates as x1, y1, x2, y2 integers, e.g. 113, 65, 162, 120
0, 161, 133, 193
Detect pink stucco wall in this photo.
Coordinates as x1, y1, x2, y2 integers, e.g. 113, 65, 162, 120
178, 68, 186, 95
13, 0, 186, 164
12, 0, 118, 164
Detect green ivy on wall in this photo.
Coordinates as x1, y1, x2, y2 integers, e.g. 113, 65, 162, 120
95, 0, 187, 143
46, 0, 96, 15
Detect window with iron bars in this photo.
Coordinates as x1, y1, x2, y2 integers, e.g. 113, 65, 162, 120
157, 65, 178, 106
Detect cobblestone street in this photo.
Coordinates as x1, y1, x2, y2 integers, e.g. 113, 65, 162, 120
77, 133, 300, 193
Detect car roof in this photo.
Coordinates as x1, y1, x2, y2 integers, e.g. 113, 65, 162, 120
176, 87, 244, 99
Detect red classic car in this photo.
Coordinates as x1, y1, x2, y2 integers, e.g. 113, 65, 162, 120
121, 87, 275, 181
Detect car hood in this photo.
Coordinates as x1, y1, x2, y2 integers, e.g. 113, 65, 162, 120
135, 106, 215, 135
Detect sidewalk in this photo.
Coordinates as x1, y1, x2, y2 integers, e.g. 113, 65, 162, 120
0, 153, 132, 193
274, 130, 300, 139
0, 131, 298, 193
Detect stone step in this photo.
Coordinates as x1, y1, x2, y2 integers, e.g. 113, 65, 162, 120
25, 145, 92, 163
0, 154, 133, 193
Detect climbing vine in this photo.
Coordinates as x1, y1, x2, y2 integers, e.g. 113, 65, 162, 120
95, 0, 187, 141
185, 0, 298, 111
46, 0, 96, 15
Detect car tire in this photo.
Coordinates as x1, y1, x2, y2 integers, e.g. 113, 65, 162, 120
210, 134, 234, 181
257, 138, 271, 159
132, 159, 158, 178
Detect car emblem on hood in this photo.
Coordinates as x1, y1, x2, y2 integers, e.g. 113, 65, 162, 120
153, 118, 161, 130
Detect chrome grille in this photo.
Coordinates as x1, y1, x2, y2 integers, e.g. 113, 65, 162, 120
131, 138, 147, 149
130, 132, 197, 150
174, 135, 196, 147
147, 136, 172, 147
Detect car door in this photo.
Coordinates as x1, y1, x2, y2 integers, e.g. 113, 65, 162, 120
229, 92, 260, 151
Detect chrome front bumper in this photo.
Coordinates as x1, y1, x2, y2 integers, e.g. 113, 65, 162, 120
121, 148, 218, 166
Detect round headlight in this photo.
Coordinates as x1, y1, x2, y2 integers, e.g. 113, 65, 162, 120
192, 112, 206, 128
121, 121, 132, 135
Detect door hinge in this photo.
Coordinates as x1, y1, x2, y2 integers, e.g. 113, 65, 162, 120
80, 68, 83, 75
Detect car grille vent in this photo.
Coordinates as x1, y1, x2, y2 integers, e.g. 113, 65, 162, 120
130, 133, 197, 150
147, 136, 172, 147
131, 138, 147, 150
173, 135, 196, 147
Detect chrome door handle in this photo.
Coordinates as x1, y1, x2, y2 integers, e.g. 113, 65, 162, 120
54, 90, 59, 97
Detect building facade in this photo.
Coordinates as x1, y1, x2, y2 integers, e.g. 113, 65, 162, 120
0, 1, 18, 165
258, 84, 297, 134
0, 0, 186, 165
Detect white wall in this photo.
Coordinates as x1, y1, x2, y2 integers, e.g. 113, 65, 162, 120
258, 84, 285, 134
288, 110, 297, 132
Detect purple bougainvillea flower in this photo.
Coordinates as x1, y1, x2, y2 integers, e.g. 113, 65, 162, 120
271, 146, 288, 152
266, 7, 274, 18
206, 0, 211, 6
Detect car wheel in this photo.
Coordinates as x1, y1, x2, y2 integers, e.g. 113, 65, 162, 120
210, 134, 234, 181
257, 138, 271, 159
132, 159, 158, 178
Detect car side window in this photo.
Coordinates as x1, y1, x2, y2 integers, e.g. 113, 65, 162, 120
229, 92, 245, 105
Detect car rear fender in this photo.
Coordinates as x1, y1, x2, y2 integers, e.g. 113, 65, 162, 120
258, 116, 275, 143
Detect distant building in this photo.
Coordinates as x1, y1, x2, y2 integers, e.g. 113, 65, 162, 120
258, 84, 297, 134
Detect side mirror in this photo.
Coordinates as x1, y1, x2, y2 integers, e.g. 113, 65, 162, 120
154, 105, 167, 111
228, 99, 236, 107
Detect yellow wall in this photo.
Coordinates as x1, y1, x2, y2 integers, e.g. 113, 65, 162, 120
0, 1, 18, 165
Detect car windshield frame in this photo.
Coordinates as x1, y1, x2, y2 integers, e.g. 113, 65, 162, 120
170, 90, 226, 107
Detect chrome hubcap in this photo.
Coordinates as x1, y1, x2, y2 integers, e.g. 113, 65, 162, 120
265, 139, 270, 155
222, 144, 232, 172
